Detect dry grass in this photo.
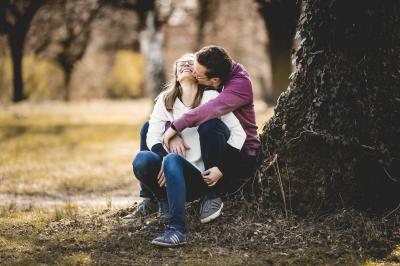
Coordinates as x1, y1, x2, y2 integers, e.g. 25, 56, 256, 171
0, 99, 154, 202
0, 99, 273, 203
2, 99, 398, 265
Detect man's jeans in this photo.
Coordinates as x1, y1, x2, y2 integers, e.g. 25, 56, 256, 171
137, 119, 230, 200
133, 152, 209, 233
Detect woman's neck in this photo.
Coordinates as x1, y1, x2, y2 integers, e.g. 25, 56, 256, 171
180, 80, 197, 108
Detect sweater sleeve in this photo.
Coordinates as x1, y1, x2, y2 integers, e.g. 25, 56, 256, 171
172, 77, 252, 132
146, 92, 170, 157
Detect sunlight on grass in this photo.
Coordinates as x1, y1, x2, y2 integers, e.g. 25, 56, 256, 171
0, 99, 273, 200
58, 253, 92, 265
0, 100, 153, 198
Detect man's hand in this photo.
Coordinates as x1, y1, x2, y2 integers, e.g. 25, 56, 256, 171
202, 166, 223, 187
169, 135, 190, 157
163, 127, 178, 151
157, 159, 166, 187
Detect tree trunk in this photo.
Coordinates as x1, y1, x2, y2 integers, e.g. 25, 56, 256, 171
140, 10, 166, 100
9, 34, 25, 102
256, 0, 400, 214
256, 0, 300, 105
63, 66, 73, 101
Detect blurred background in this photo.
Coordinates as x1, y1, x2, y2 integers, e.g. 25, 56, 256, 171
0, 0, 300, 208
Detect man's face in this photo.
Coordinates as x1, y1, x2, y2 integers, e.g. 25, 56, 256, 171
193, 59, 214, 87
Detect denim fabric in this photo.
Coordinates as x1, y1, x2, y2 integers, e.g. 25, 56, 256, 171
133, 150, 167, 200
197, 119, 230, 199
138, 121, 155, 199
163, 153, 209, 233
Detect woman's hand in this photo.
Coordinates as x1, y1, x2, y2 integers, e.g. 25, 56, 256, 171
157, 159, 166, 187
202, 167, 223, 187
169, 135, 190, 157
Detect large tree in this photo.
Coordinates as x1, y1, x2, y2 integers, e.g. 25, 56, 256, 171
0, 0, 45, 102
256, 0, 400, 214
256, 0, 301, 105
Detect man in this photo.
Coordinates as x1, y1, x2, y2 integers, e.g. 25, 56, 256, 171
125, 45, 260, 222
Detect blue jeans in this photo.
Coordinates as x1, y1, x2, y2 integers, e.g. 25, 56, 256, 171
137, 119, 230, 199
133, 152, 208, 233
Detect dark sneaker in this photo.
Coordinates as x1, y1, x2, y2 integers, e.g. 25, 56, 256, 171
200, 197, 223, 224
123, 198, 158, 220
158, 199, 171, 223
151, 227, 187, 247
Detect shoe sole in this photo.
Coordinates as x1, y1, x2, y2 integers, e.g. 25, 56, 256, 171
151, 240, 187, 247
200, 202, 223, 224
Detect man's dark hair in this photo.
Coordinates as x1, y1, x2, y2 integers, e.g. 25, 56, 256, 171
195, 45, 233, 84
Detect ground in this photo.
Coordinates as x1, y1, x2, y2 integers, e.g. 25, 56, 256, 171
0, 99, 399, 265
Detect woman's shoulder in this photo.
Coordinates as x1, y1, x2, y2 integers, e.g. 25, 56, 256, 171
202, 90, 220, 102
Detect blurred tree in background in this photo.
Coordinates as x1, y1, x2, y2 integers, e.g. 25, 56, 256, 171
0, 0, 45, 102
1, 0, 293, 103
256, 0, 301, 104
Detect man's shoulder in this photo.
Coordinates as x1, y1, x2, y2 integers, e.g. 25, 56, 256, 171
226, 63, 252, 89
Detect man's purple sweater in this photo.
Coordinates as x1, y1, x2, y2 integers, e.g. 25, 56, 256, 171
172, 63, 261, 156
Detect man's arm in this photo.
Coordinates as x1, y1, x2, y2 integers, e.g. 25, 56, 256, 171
172, 78, 252, 132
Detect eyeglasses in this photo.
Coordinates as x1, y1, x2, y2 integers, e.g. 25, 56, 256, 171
176, 60, 194, 67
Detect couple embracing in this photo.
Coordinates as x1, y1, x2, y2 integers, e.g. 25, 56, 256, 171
124, 45, 261, 247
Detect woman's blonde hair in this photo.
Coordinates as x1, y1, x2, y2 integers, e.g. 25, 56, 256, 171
163, 53, 205, 111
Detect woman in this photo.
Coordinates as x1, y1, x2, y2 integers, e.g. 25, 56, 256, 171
132, 53, 245, 246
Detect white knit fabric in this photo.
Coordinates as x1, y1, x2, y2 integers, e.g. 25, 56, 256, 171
146, 90, 246, 171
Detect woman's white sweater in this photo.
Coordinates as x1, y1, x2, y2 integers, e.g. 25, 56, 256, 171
146, 90, 246, 171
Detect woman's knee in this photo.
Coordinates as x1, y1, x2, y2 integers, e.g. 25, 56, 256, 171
163, 153, 183, 177
132, 151, 160, 180
140, 121, 149, 139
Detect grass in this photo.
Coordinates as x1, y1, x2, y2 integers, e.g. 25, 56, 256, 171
2, 99, 398, 265
0, 100, 151, 198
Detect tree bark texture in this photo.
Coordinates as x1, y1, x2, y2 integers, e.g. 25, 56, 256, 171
256, 0, 400, 214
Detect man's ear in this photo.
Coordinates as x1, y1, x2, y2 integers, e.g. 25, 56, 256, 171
210, 77, 221, 85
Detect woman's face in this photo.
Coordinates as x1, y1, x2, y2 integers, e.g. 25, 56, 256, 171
176, 54, 196, 83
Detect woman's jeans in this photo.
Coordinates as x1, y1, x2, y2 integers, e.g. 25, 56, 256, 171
137, 119, 230, 200
133, 151, 209, 233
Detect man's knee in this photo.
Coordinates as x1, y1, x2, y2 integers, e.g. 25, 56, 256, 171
198, 119, 228, 137
198, 119, 230, 141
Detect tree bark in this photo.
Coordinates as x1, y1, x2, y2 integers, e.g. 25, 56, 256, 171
256, 0, 400, 214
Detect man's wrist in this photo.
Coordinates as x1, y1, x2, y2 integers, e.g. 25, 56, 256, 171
170, 122, 177, 132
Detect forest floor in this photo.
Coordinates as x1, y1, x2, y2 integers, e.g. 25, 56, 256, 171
0, 99, 399, 265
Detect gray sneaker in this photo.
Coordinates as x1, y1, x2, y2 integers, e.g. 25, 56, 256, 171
199, 197, 224, 223
123, 198, 158, 220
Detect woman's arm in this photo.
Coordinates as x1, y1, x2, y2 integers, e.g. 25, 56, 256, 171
146, 93, 170, 158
